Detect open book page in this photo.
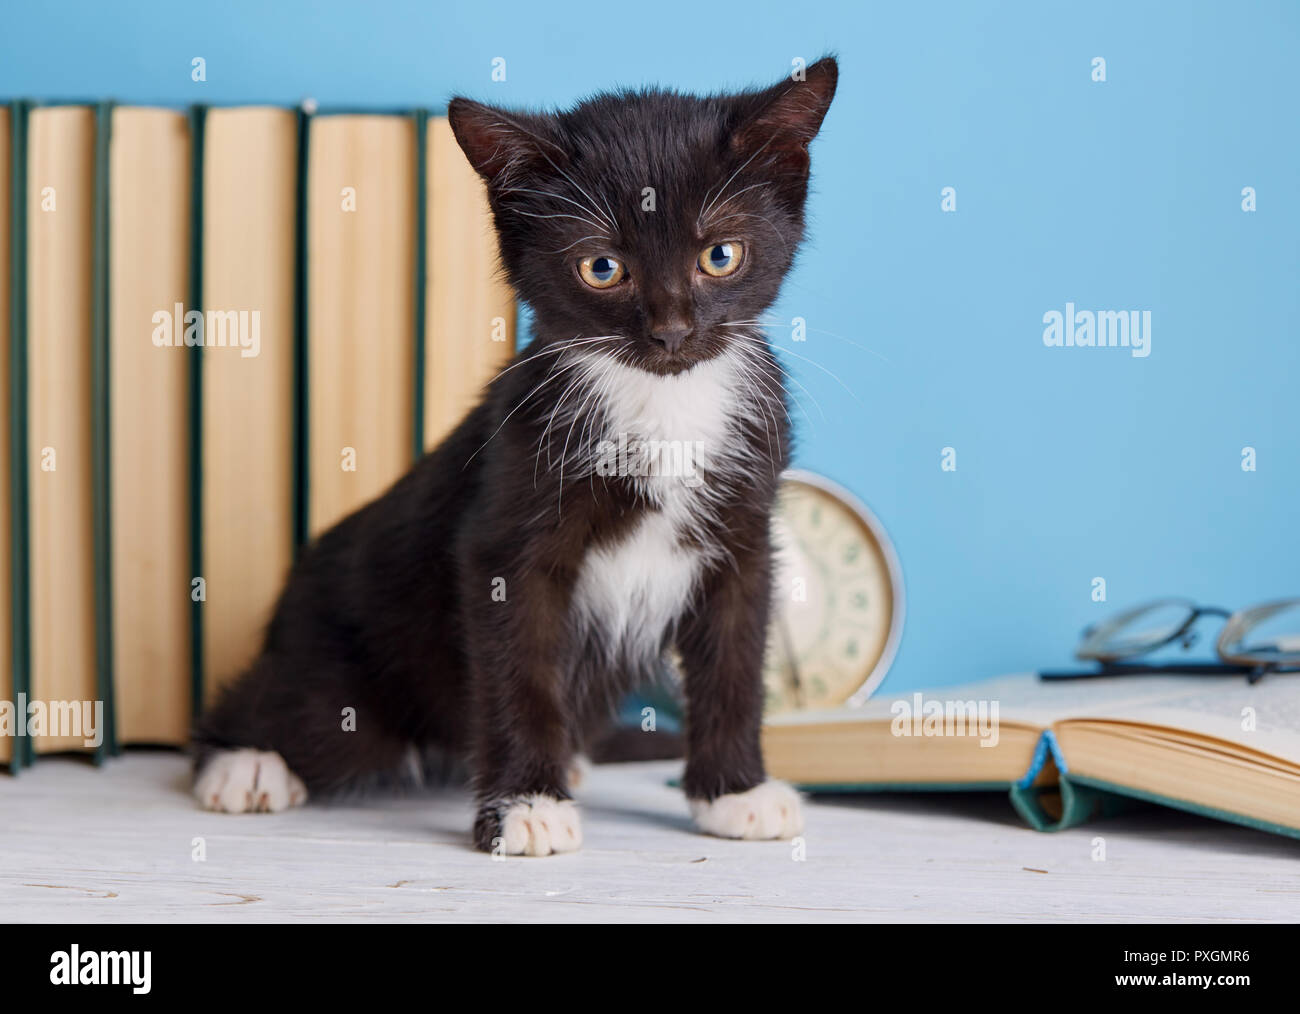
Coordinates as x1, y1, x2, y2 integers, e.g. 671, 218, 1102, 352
986, 674, 1240, 727
765, 672, 1215, 729
1060, 677, 1300, 765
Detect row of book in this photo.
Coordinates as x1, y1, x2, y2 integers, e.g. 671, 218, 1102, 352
0, 101, 515, 769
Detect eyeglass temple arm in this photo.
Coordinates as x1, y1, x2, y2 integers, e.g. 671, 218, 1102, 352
1079, 604, 1234, 645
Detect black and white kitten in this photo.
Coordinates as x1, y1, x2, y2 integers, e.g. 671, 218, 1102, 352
193, 58, 838, 855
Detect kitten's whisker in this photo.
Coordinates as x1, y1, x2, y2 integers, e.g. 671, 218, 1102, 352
550, 235, 610, 254
559, 359, 618, 504
727, 358, 779, 476
697, 138, 774, 228
736, 332, 860, 405
485, 335, 617, 387
558, 362, 606, 472
536, 346, 620, 482
508, 208, 610, 232
466, 353, 595, 470
583, 344, 638, 499
535, 152, 619, 231
577, 359, 622, 477
700, 181, 772, 228
500, 185, 614, 234
739, 357, 812, 436
540, 362, 598, 470
714, 319, 773, 337
736, 317, 892, 364
554, 357, 618, 516
776, 369, 826, 426
728, 334, 820, 431
535, 377, 584, 484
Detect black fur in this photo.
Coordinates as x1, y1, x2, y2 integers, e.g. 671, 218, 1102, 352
193, 58, 838, 850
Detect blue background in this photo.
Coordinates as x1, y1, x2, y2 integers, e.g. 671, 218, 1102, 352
4, 0, 1296, 692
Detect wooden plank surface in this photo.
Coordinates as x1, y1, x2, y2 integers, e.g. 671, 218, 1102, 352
0, 754, 1295, 922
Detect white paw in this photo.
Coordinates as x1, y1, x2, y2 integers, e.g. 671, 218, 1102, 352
497, 795, 583, 856
194, 749, 308, 813
690, 780, 804, 840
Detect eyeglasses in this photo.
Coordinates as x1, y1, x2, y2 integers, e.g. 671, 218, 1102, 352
1039, 597, 1300, 684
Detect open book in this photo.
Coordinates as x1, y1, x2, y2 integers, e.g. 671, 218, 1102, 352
761, 672, 1300, 839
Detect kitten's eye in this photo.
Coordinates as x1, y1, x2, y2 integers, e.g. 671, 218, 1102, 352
578, 254, 626, 289
698, 241, 744, 277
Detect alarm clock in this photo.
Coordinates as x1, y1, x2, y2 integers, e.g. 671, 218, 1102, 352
761, 469, 905, 714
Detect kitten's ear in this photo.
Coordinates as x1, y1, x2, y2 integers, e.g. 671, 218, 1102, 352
447, 98, 564, 185
730, 56, 838, 171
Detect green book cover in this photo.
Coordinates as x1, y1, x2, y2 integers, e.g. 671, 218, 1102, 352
290, 104, 306, 557
91, 99, 114, 763
6, 100, 29, 772
410, 107, 428, 464
186, 103, 205, 722
1065, 775, 1300, 842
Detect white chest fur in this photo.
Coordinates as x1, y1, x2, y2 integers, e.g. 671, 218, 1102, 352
569, 349, 745, 661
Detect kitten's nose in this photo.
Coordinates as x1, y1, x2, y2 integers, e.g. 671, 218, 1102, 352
650, 323, 692, 354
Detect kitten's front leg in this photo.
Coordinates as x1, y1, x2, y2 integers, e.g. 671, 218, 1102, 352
460, 546, 582, 857
677, 531, 804, 841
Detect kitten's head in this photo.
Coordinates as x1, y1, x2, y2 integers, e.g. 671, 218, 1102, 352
448, 58, 837, 375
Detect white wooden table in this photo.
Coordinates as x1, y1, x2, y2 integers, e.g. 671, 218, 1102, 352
1, 753, 1295, 922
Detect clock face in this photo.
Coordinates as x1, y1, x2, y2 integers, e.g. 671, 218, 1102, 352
762, 472, 903, 715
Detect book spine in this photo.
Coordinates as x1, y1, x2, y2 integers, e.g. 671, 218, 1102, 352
291, 107, 309, 555
1009, 774, 1150, 833
1007, 729, 1068, 831
1006, 730, 1149, 832
8, 100, 29, 772
186, 104, 206, 722
91, 100, 114, 761
1013, 727, 1068, 789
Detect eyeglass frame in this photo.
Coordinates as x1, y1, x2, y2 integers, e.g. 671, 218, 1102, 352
1041, 597, 1300, 684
